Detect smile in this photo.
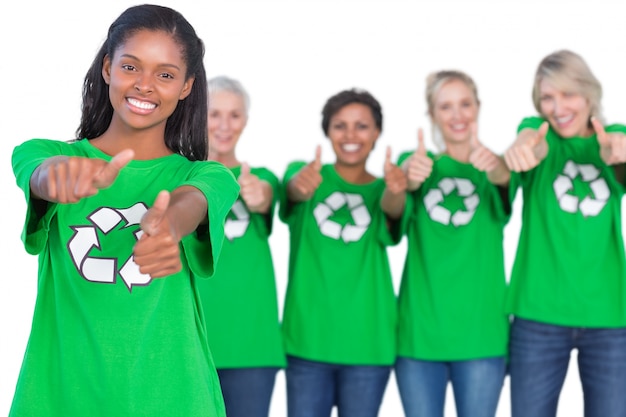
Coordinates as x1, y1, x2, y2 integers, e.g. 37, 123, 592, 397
127, 98, 156, 110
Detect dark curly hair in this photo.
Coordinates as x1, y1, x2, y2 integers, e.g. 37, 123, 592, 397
321, 88, 383, 136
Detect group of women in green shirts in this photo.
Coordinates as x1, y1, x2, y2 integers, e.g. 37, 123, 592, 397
201, 48, 626, 417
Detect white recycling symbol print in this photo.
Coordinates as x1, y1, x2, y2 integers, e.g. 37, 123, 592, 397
224, 200, 250, 241
553, 160, 609, 217
67, 203, 151, 291
423, 177, 480, 227
313, 191, 371, 243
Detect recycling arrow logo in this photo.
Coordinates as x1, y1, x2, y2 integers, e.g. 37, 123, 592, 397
423, 177, 480, 227
67, 203, 151, 292
313, 191, 371, 243
224, 200, 250, 241
553, 160, 609, 217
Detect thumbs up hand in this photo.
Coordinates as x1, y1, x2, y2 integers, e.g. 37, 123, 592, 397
468, 123, 510, 185
288, 145, 323, 202
404, 128, 433, 191
134, 190, 182, 278
593, 117, 626, 166
239, 162, 272, 213
383, 146, 408, 195
468, 123, 500, 172
504, 121, 549, 172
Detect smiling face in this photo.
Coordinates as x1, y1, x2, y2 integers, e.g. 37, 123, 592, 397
327, 102, 380, 166
431, 78, 479, 146
207, 90, 248, 159
102, 29, 194, 134
538, 79, 592, 138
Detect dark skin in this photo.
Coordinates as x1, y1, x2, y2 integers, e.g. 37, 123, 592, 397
28, 29, 206, 279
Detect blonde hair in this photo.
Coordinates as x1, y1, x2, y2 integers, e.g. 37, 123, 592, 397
425, 70, 480, 151
532, 50, 603, 123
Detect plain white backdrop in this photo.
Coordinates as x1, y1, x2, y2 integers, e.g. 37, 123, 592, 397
1, 0, 625, 416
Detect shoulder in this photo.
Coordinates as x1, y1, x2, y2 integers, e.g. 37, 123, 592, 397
516, 116, 545, 133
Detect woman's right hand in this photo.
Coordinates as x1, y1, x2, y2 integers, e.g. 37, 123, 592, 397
287, 145, 323, 202
504, 121, 549, 172
31, 149, 134, 203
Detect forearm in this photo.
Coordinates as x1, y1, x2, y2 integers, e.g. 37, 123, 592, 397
487, 156, 511, 186
381, 189, 406, 220
168, 185, 209, 238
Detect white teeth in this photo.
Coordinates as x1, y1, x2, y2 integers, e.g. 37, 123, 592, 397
342, 144, 360, 152
128, 98, 156, 110
556, 115, 573, 124
451, 124, 466, 131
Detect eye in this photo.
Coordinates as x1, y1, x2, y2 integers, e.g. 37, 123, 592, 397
121, 64, 137, 71
331, 123, 345, 130
356, 122, 370, 130
158, 72, 174, 79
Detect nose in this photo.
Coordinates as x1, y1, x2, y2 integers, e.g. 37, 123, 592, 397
552, 97, 563, 114
451, 105, 461, 119
134, 74, 153, 94
217, 116, 230, 131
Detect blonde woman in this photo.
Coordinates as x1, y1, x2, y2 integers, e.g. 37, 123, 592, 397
382, 70, 510, 417
504, 50, 626, 417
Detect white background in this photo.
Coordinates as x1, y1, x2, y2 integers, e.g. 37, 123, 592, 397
1, 1, 625, 416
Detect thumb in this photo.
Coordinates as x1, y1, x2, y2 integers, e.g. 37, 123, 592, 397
94, 149, 134, 188
312, 145, 322, 170
384, 146, 393, 173
533, 121, 550, 146
239, 162, 250, 180
417, 128, 426, 155
141, 190, 170, 236
591, 117, 609, 147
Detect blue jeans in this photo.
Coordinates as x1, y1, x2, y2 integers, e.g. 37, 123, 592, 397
286, 355, 391, 417
395, 356, 506, 417
217, 367, 279, 417
509, 317, 626, 417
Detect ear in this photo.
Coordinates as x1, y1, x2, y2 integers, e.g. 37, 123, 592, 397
101, 54, 112, 85
179, 76, 195, 100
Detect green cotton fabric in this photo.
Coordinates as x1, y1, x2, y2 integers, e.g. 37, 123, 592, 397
396, 152, 510, 361
507, 117, 626, 327
10, 138, 239, 417
279, 163, 399, 365
199, 165, 286, 369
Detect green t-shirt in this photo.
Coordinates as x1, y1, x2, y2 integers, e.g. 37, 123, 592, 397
506, 117, 626, 327
396, 152, 510, 361
199, 166, 286, 369
10, 138, 239, 417
279, 163, 399, 366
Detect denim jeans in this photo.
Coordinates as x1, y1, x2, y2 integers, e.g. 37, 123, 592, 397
509, 317, 626, 417
217, 367, 280, 417
285, 355, 391, 417
394, 355, 506, 417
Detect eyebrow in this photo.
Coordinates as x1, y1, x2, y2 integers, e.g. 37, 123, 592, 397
119, 53, 182, 71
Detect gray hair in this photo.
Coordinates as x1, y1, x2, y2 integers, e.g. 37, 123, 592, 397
207, 75, 250, 116
532, 50, 604, 123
